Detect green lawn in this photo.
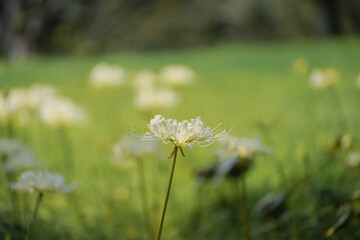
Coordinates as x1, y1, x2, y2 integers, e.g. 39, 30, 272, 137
1, 37, 360, 240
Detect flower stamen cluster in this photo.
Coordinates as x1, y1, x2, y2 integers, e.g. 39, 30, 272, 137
217, 136, 272, 160
138, 115, 230, 157
11, 170, 75, 193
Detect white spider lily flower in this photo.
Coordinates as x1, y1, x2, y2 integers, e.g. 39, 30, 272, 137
26, 84, 57, 110
0, 89, 28, 123
347, 153, 360, 168
113, 136, 159, 161
159, 65, 195, 87
0, 90, 31, 126
133, 69, 157, 89
38, 97, 87, 128
212, 136, 271, 180
134, 88, 179, 111
309, 69, 327, 89
3, 147, 39, 173
7, 88, 28, 114
11, 170, 74, 193
213, 156, 253, 181
0, 139, 22, 157
217, 136, 271, 160
235, 137, 269, 158
0, 86, 57, 125
309, 68, 339, 89
138, 115, 230, 152
89, 63, 126, 89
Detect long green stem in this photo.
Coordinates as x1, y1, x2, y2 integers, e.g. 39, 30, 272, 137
327, 86, 348, 133
4, 119, 21, 223
58, 128, 75, 176
6, 118, 13, 139
156, 147, 178, 240
258, 125, 286, 185
136, 158, 154, 240
6, 171, 20, 224
2, 154, 19, 223
240, 175, 251, 240
269, 222, 278, 240
25, 191, 43, 240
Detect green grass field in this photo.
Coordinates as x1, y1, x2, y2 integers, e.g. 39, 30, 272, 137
1, 37, 360, 240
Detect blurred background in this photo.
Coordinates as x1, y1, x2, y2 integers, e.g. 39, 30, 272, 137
1, 1, 360, 240
1, 0, 360, 57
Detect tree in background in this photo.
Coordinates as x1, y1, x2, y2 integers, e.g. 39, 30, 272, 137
0, 0, 359, 58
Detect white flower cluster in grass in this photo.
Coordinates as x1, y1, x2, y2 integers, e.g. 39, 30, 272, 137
134, 88, 179, 111
0, 139, 39, 173
0, 139, 22, 157
132, 65, 195, 112
133, 69, 157, 89
0, 85, 57, 125
4, 89, 28, 114
0, 84, 87, 128
89, 63, 127, 89
309, 68, 339, 89
38, 97, 87, 128
159, 65, 195, 87
3, 145, 39, 173
26, 84, 58, 110
11, 170, 74, 193
0, 90, 29, 126
138, 115, 230, 149
217, 136, 272, 160
113, 136, 159, 161
347, 152, 360, 168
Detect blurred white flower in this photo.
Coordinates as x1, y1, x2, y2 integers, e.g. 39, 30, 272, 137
7, 89, 28, 114
217, 136, 271, 160
159, 65, 195, 87
26, 84, 57, 110
134, 88, 179, 111
3, 147, 39, 173
0, 139, 22, 157
89, 63, 126, 89
138, 115, 230, 149
113, 136, 159, 161
340, 134, 353, 150
133, 69, 157, 89
38, 97, 87, 128
212, 136, 271, 180
0, 89, 29, 125
309, 68, 339, 89
347, 153, 360, 168
11, 170, 74, 193
0, 85, 57, 126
